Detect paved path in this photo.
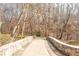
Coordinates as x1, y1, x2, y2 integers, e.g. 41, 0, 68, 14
22, 38, 50, 56
13, 37, 57, 56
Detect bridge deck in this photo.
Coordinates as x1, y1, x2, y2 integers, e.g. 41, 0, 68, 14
13, 37, 57, 56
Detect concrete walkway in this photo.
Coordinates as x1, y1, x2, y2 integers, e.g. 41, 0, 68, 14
13, 37, 57, 56
22, 38, 50, 56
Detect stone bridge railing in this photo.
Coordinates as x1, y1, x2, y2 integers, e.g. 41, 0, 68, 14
0, 36, 33, 56
47, 36, 79, 56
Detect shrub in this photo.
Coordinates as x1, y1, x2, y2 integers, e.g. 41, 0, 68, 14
35, 31, 41, 37
15, 35, 25, 40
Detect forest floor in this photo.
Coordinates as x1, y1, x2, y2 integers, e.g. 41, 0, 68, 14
67, 40, 79, 46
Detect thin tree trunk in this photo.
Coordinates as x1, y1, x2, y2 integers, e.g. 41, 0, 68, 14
12, 7, 25, 41
22, 13, 27, 38
0, 21, 2, 34
59, 6, 71, 39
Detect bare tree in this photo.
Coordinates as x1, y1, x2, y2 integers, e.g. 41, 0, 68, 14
59, 4, 71, 39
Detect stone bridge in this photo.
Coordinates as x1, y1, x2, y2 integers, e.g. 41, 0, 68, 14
0, 36, 79, 56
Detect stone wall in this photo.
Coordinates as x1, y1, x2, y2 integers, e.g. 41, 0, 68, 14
47, 36, 79, 56
0, 36, 33, 56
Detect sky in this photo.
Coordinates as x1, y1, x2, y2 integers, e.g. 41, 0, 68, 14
0, 3, 79, 21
